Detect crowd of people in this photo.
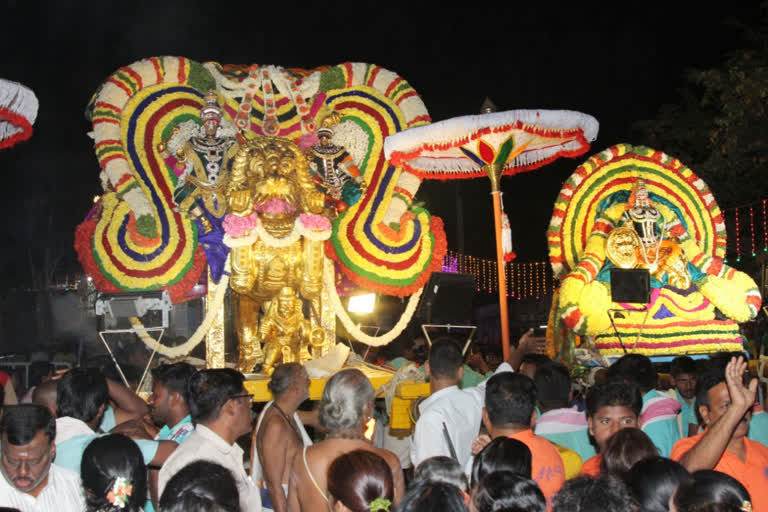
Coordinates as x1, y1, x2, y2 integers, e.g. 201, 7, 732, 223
0, 329, 766, 512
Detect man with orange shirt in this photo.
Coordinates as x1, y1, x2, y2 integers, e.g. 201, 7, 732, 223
580, 381, 642, 476
671, 356, 768, 512
482, 372, 565, 509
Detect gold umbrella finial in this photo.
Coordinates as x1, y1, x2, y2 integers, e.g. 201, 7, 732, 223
480, 97, 497, 114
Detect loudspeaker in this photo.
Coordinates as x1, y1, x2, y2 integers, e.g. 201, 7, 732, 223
416, 272, 476, 324
610, 268, 651, 304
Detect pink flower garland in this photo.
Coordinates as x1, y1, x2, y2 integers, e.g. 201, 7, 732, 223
298, 213, 331, 231
223, 211, 259, 237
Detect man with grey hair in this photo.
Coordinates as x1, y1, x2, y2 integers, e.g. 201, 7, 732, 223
253, 363, 312, 512
288, 368, 405, 512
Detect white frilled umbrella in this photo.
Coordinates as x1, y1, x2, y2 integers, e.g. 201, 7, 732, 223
385, 109, 598, 360
0, 79, 39, 150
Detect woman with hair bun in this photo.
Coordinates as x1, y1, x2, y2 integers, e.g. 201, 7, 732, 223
288, 369, 405, 512
81, 434, 147, 512
672, 470, 752, 512
327, 450, 394, 512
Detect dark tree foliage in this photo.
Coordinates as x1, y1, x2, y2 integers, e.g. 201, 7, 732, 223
633, 5, 768, 209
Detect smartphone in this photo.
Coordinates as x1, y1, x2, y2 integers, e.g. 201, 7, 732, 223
532, 325, 547, 337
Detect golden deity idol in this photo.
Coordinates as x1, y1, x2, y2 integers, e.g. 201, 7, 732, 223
225, 136, 331, 373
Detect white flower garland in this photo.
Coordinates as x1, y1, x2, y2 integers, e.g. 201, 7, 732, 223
324, 259, 423, 347
130, 260, 230, 358
223, 231, 258, 248
254, 221, 301, 247
333, 121, 368, 169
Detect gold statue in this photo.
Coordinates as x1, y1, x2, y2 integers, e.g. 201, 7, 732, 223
225, 135, 331, 373
259, 287, 325, 374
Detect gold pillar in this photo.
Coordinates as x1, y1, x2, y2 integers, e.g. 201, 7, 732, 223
317, 257, 338, 355
205, 270, 226, 368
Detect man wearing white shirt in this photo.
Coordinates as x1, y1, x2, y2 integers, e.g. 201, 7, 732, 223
0, 404, 85, 512
159, 369, 261, 512
410, 330, 542, 469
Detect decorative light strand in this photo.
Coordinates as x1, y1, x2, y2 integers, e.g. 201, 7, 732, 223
440, 252, 556, 300
735, 208, 741, 262
749, 205, 756, 257
763, 200, 768, 253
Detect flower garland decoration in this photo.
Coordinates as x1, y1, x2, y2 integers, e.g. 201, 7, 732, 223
551, 144, 759, 357
296, 213, 332, 241
222, 212, 332, 249
320, 79, 446, 297
82, 84, 205, 298
223, 211, 259, 238
81, 58, 448, 310
106, 477, 133, 509
130, 259, 230, 358
0, 78, 38, 149
89, 57, 209, 237
324, 258, 422, 347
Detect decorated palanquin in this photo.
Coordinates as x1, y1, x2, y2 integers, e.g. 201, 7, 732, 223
548, 144, 761, 358
74, 58, 446, 369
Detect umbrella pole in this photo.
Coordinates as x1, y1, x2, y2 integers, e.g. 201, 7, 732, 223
484, 164, 511, 361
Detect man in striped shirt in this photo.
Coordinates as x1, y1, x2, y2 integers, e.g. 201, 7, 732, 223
0, 404, 85, 511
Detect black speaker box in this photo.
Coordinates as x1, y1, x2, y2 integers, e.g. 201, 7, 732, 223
416, 272, 476, 324
610, 268, 651, 304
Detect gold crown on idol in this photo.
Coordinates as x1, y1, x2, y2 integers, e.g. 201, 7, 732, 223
316, 108, 341, 136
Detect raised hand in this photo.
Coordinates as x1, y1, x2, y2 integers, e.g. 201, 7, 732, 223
519, 329, 547, 355
472, 434, 491, 455
725, 356, 758, 416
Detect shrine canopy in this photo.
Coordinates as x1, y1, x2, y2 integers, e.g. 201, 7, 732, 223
384, 109, 599, 179
0, 78, 38, 150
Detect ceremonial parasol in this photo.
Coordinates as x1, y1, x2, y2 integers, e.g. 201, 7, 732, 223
385, 108, 598, 360
0, 78, 39, 150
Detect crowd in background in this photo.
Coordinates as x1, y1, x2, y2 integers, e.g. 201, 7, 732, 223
0, 329, 766, 512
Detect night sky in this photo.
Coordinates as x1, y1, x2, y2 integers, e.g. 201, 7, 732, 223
1, 0, 762, 287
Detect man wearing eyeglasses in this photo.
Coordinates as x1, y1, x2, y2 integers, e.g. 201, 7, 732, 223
158, 369, 260, 512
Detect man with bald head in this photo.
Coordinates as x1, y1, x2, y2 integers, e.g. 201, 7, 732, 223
253, 363, 312, 512
32, 380, 58, 419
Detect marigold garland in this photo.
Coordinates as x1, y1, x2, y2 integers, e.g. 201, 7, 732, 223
550, 144, 760, 357
82, 58, 446, 308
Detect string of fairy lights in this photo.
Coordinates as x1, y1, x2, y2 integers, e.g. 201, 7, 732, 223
437, 199, 767, 299
441, 250, 555, 300
725, 199, 768, 263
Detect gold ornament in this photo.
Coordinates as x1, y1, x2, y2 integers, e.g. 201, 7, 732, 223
606, 226, 641, 269
225, 136, 334, 373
